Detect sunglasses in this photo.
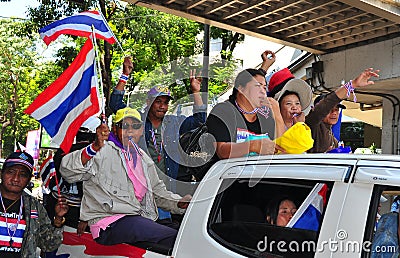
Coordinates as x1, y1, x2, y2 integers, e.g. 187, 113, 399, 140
117, 122, 143, 130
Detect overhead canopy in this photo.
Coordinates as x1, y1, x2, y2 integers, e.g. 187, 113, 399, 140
342, 100, 382, 127
129, 0, 400, 54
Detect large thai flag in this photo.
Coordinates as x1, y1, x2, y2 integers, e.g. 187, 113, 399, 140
286, 183, 328, 231
39, 156, 57, 191
25, 39, 100, 153
39, 10, 117, 45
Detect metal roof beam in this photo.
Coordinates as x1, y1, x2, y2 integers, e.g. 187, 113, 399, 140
313, 21, 396, 46
222, 0, 270, 20
205, 0, 238, 15
286, 9, 366, 37
298, 17, 392, 43
187, 0, 208, 10
272, 5, 353, 33
339, 0, 400, 23
238, 0, 300, 25
257, 0, 334, 29
322, 24, 400, 49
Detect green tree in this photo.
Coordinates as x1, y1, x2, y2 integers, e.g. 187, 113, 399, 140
25, 2, 241, 115
27, 2, 203, 112
0, 19, 46, 157
210, 27, 245, 65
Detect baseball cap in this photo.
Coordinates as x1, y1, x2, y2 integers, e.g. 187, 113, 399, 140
4, 151, 34, 173
267, 68, 295, 96
114, 107, 142, 123
147, 85, 173, 100
314, 94, 346, 109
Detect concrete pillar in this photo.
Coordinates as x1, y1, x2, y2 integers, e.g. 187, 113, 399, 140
382, 96, 396, 154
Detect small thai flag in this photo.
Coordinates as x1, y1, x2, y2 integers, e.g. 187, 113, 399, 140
286, 183, 328, 231
31, 210, 39, 219
39, 156, 57, 191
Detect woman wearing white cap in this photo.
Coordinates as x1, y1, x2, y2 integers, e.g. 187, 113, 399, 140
267, 68, 313, 130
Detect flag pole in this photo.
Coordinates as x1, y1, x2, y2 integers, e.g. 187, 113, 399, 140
96, 7, 125, 55
91, 26, 106, 120
54, 162, 61, 197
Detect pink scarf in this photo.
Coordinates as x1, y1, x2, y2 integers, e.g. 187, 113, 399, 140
123, 150, 147, 202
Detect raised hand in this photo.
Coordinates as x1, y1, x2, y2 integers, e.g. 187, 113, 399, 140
352, 68, 380, 88
123, 56, 134, 75
189, 69, 202, 93
94, 123, 110, 150
260, 50, 276, 71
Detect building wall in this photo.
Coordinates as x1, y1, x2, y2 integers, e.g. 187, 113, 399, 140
320, 38, 400, 154
321, 39, 400, 87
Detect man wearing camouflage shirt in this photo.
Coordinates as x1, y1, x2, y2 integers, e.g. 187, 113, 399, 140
0, 151, 68, 257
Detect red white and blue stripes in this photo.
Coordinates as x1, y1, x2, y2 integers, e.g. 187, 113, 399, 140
82, 144, 98, 160
0, 216, 26, 248
287, 183, 328, 231
39, 156, 57, 191
25, 39, 100, 153
39, 10, 117, 45
343, 80, 357, 102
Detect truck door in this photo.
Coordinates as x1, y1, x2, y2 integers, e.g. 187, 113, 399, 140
351, 159, 400, 258
174, 157, 356, 258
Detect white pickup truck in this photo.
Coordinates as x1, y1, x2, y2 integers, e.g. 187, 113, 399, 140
56, 154, 400, 258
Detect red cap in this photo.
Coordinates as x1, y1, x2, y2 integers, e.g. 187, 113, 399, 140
268, 68, 295, 93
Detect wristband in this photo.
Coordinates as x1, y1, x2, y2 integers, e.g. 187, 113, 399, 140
342, 80, 357, 102
83, 144, 97, 159
119, 73, 129, 83
258, 67, 267, 76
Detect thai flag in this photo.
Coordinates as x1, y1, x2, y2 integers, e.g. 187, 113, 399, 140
39, 156, 57, 191
286, 183, 328, 231
39, 10, 117, 45
0, 217, 26, 248
25, 39, 100, 153
30, 210, 39, 219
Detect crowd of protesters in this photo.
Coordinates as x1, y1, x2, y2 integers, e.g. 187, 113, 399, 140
0, 49, 381, 257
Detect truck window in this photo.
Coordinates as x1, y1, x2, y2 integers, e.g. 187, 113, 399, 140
364, 185, 400, 258
207, 178, 333, 258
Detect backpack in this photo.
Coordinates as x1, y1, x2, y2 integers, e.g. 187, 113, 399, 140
178, 124, 217, 181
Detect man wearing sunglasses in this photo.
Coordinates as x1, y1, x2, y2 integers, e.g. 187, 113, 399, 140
109, 58, 206, 185
60, 107, 191, 250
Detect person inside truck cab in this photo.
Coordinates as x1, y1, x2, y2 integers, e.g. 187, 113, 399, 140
206, 51, 286, 160
59, 108, 192, 250
371, 196, 400, 257
265, 197, 297, 226
306, 68, 380, 153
